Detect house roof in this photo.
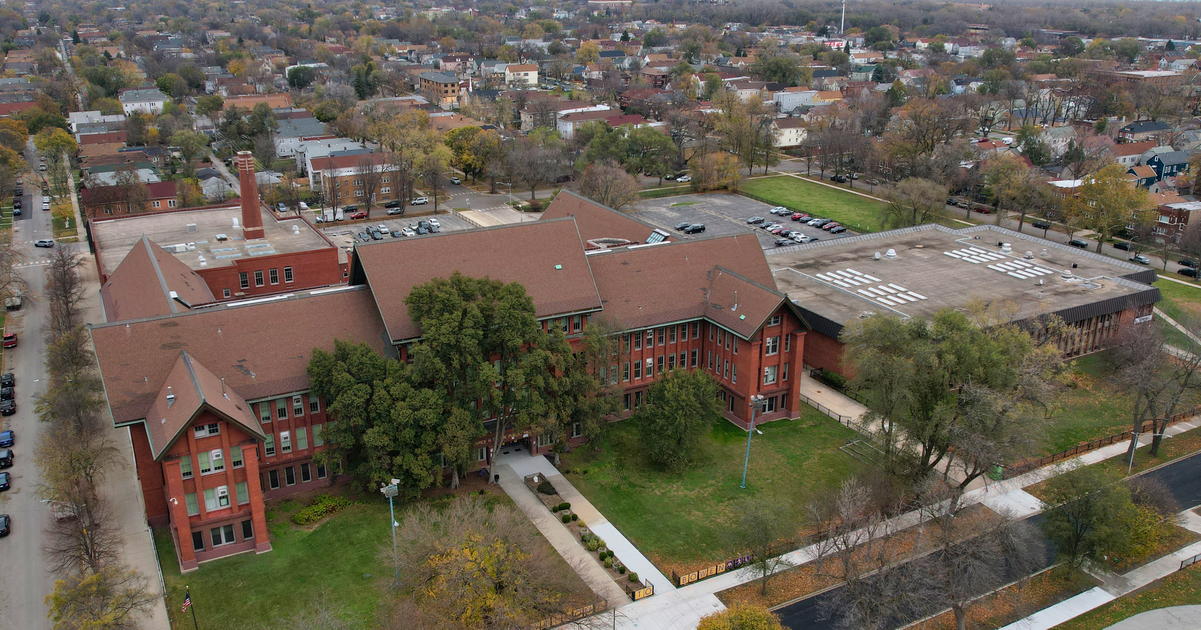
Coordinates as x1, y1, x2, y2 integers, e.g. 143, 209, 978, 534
586, 234, 785, 338
81, 181, 178, 205
1150, 150, 1189, 166
507, 64, 538, 72
142, 351, 264, 460
1129, 165, 1157, 179
100, 236, 216, 321
540, 190, 667, 248
1121, 120, 1171, 134
91, 287, 388, 427
352, 219, 603, 342
1111, 141, 1158, 158
309, 151, 387, 173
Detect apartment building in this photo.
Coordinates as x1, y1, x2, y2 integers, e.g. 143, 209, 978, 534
307, 151, 401, 206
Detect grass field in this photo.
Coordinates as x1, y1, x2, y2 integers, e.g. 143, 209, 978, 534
155, 489, 584, 629
1153, 276, 1201, 351
740, 175, 887, 233
560, 408, 864, 576
1055, 563, 1201, 630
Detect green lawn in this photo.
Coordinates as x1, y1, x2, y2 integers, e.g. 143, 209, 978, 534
560, 408, 864, 576
1055, 563, 1201, 630
156, 498, 392, 630
1153, 276, 1201, 351
740, 175, 887, 233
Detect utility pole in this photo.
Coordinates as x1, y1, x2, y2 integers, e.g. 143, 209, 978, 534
741, 395, 766, 489
381, 480, 400, 586
841, 0, 847, 36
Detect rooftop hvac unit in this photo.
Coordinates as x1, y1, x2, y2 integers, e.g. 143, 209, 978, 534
168, 243, 188, 253
292, 225, 301, 234
1000, 243, 1013, 254
884, 249, 897, 259
1024, 251, 1034, 259
185, 223, 198, 233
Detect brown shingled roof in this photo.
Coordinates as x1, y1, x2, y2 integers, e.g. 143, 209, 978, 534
100, 237, 215, 322
91, 287, 388, 426
540, 190, 666, 248
353, 219, 603, 342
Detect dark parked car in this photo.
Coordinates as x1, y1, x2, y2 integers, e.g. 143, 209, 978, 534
1180, 259, 1198, 269
0, 400, 12, 416
946, 198, 959, 207
1179, 267, 1199, 278
0, 449, 11, 468
0, 373, 11, 387
774, 238, 794, 247
683, 224, 706, 234
831, 174, 848, 183
829, 226, 847, 234
810, 218, 832, 228
1068, 239, 1089, 249
0, 513, 9, 536
0, 472, 9, 491
1112, 242, 1132, 251
0, 430, 12, 448
390, 230, 404, 238
675, 222, 692, 231
370, 230, 384, 240
746, 216, 765, 225
384, 200, 402, 208
0, 387, 11, 400
357, 232, 371, 242
1031, 220, 1052, 230
416, 226, 428, 235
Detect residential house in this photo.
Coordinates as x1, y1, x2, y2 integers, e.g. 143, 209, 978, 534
1111, 141, 1158, 169
1146, 150, 1189, 181
504, 64, 539, 87
418, 71, 461, 108
1128, 165, 1158, 189
772, 118, 808, 148
81, 181, 179, 219
119, 88, 170, 115
307, 151, 400, 207
1119, 120, 1172, 143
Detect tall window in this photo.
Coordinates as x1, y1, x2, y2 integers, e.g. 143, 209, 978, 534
180, 456, 193, 479
265, 434, 276, 456
297, 427, 308, 450
301, 463, 312, 482
764, 365, 778, 385
732, 364, 738, 384
312, 424, 324, 447
239, 272, 249, 290
623, 362, 630, 382
723, 360, 729, 379
634, 333, 641, 350
280, 431, 292, 454
657, 355, 665, 374
254, 270, 264, 287
269, 268, 279, 285
668, 354, 676, 370
633, 360, 642, 379
242, 520, 254, 540
231, 446, 243, 468
198, 451, 212, 475
235, 481, 249, 505
765, 336, 780, 356
783, 362, 790, 382
658, 327, 665, 345
573, 314, 582, 332
784, 334, 791, 352
669, 327, 677, 343
268, 469, 280, 489
293, 395, 304, 416
646, 357, 654, 377
309, 398, 320, 414
211, 449, 224, 472
185, 492, 199, 516
276, 399, 287, 420
692, 322, 700, 339
691, 349, 698, 367
733, 338, 738, 354
284, 267, 294, 283
646, 330, 654, 346
260, 402, 272, 423
764, 396, 777, 413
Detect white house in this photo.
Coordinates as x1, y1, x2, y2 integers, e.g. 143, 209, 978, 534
68, 111, 126, 132
772, 118, 808, 148
505, 64, 539, 87
118, 88, 169, 115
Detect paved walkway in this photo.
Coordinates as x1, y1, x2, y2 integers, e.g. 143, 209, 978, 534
1155, 307, 1201, 346
492, 451, 629, 608
1103, 605, 1201, 629
797, 371, 867, 421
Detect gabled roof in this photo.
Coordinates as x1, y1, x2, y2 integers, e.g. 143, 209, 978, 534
1149, 150, 1188, 165
352, 219, 603, 342
1129, 165, 1157, 179
541, 190, 668, 247
1121, 120, 1171, 133
101, 236, 216, 321
91, 287, 388, 426
143, 351, 265, 460
586, 234, 784, 338
1110, 141, 1158, 157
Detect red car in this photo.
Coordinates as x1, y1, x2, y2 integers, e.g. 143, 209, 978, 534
2, 333, 15, 349
350, 211, 368, 219
822, 222, 841, 231
791, 213, 808, 221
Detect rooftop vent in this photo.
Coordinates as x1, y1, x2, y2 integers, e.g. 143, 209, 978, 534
1061, 269, 1073, 279
166, 386, 175, 408
186, 223, 198, 234
1024, 251, 1034, 259
1041, 249, 1049, 257
873, 252, 882, 260
884, 249, 897, 259
1001, 243, 1013, 255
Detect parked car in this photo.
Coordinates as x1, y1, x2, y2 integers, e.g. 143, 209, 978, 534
41, 200, 49, 211
1068, 239, 1089, 249
770, 206, 789, 215
1180, 259, 1199, 269
402, 228, 416, 237
0, 449, 10, 468
357, 232, 370, 242
11, 207, 18, 216
683, 224, 706, 234
675, 222, 692, 231
0, 472, 9, 491
428, 219, 440, 228
428, 225, 440, 233
770, 226, 787, 234
829, 226, 847, 234
0, 513, 9, 536
384, 200, 402, 208
0, 430, 14, 449
350, 211, 367, 219
1031, 220, 1052, 230
416, 226, 428, 235
0, 400, 12, 416
370, 231, 384, 241
2, 333, 16, 349
391, 230, 404, 238
946, 198, 959, 207
774, 238, 794, 247
0, 373, 12, 387
762, 223, 779, 231
1130, 254, 1151, 265
411, 197, 429, 205
810, 219, 832, 228
746, 216, 765, 224
1112, 242, 1132, 251
822, 222, 841, 231
450, 177, 461, 185
298, 202, 310, 211
1179, 267, 1199, 278
791, 213, 808, 221
831, 174, 847, 183
973, 205, 992, 214
1, 387, 12, 401
675, 175, 691, 183
386, 208, 404, 215
342, 205, 358, 212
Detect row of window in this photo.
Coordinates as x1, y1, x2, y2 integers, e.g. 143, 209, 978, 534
237, 267, 295, 291
98, 198, 177, 214
258, 396, 321, 423
191, 520, 254, 552
180, 445, 246, 480
621, 349, 699, 382
265, 461, 325, 489
626, 322, 701, 352
184, 481, 249, 515
264, 424, 323, 457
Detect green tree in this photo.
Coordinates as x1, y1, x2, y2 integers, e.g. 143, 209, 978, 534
1063, 163, 1155, 253
753, 55, 802, 86
864, 27, 892, 46
882, 177, 947, 228
155, 72, 184, 97
35, 127, 77, 198
636, 369, 723, 472
168, 130, 209, 177
697, 604, 785, 630
627, 125, 677, 184
46, 565, 156, 630
1041, 467, 1136, 567
980, 47, 1016, 69
287, 66, 316, 89
195, 94, 224, 117
444, 126, 485, 181
1060, 37, 1085, 57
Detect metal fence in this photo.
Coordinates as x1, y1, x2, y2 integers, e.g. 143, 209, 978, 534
799, 392, 857, 427
1182, 553, 1201, 571
524, 602, 607, 629
1004, 405, 1201, 478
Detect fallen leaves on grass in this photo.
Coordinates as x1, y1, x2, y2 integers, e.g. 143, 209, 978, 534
908, 566, 1096, 630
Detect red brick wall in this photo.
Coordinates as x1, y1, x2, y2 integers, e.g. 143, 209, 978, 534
197, 247, 344, 300
804, 330, 847, 377
254, 393, 336, 499
129, 424, 170, 526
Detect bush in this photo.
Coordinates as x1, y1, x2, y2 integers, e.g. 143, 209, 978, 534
291, 494, 353, 525
561, 514, 571, 523
571, 513, 578, 521
559, 502, 571, 511
617, 565, 627, 575
537, 480, 556, 495
604, 557, 614, 568
628, 572, 639, 583
587, 539, 600, 551
818, 368, 847, 390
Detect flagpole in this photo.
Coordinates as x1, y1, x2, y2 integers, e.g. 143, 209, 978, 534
186, 586, 200, 630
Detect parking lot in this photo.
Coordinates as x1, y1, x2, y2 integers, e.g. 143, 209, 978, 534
628, 193, 856, 250
319, 211, 477, 249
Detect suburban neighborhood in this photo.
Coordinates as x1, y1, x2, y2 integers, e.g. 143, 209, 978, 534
2, 0, 1201, 629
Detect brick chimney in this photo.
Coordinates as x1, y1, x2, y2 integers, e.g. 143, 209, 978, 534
234, 151, 265, 240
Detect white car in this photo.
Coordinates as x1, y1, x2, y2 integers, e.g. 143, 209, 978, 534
298, 201, 310, 211
411, 197, 429, 205
450, 177, 461, 185
428, 218, 440, 228
34, 239, 54, 248
676, 175, 691, 183
401, 228, 416, 237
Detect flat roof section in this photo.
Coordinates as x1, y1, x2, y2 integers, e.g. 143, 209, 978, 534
768, 225, 1160, 338
93, 205, 334, 275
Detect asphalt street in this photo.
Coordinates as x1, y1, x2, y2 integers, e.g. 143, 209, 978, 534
0, 138, 62, 630
774, 451, 1201, 630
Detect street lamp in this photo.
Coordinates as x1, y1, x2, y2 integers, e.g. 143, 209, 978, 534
741, 395, 767, 489
380, 479, 401, 586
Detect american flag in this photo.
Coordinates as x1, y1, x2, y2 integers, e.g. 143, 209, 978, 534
181, 591, 192, 613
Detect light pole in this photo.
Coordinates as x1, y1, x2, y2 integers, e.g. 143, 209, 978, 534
380, 479, 400, 586
741, 395, 766, 489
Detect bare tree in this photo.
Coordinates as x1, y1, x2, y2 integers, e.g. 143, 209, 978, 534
1112, 320, 1201, 458
44, 249, 88, 339
46, 564, 156, 630
577, 161, 642, 211
882, 178, 947, 228
0, 232, 28, 307
113, 163, 149, 215
355, 153, 384, 218
734, 498, 795, 595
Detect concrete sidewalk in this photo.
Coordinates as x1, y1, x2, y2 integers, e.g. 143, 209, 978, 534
492, 458, 629, 608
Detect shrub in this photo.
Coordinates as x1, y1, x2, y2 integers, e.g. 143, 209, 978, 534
561, 514, 571, 523
537, 480, 556, 495
586, 539, 600, 551
617, 565, 627, 575
560, 502, 571, 511
604, 557, 614, 568
571, 513, 578, 521
291, 494, 353, 525
819, 368, 847, 390
628, 572, 639, 583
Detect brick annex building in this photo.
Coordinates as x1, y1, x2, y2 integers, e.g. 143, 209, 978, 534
91, 191, 809, 571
